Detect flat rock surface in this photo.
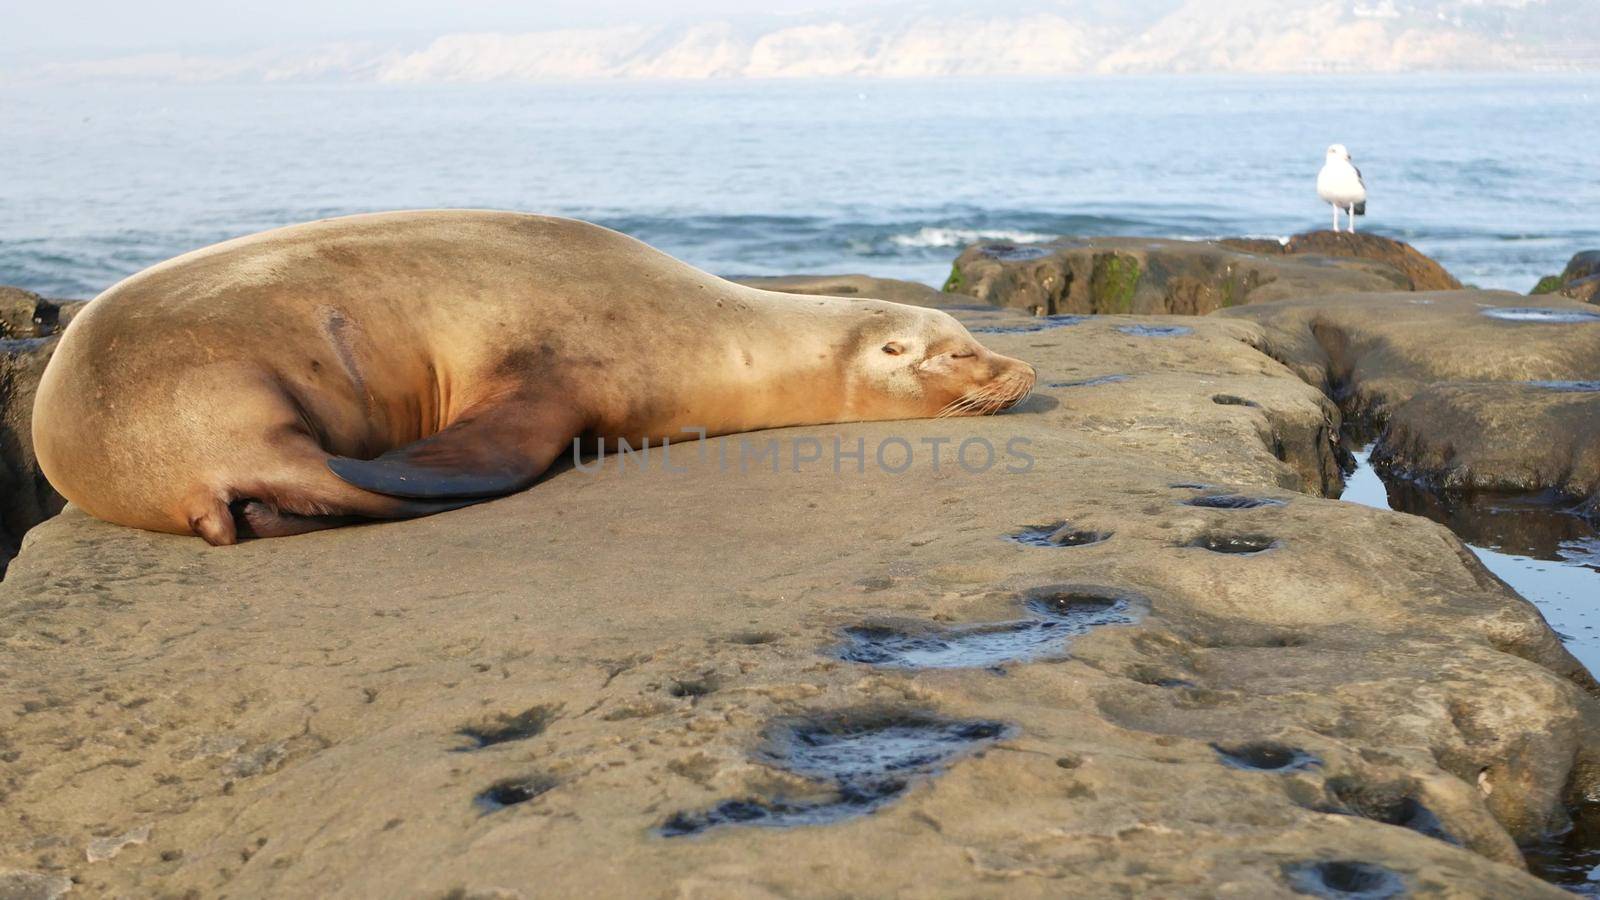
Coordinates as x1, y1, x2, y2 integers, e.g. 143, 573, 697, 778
2, 296, 1596, 898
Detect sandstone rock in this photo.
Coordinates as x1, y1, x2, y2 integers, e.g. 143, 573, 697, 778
1565, 252, 1600, 284
943, 235, 1422, 316
1374, 382, 1600, 500
1222, 231, 1462, 292
1225, 291, 1600, 512
0, 303, 1591, 897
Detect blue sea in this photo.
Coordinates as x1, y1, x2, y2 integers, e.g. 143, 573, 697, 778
2, 74, 1598, 298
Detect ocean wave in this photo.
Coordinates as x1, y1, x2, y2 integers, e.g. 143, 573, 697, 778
887, 227, 1056, 250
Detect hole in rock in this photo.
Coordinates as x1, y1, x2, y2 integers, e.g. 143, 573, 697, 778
456, 705, 558, 750
1189, 533, 1279, 555
1185, 495, 1287, 510
1021, 586, 1137, 625
1009, 522, 1112, 548
1212, 394, 1260, 407
660, 712, 1008, 836
1282, 860, 1405, 899
475, 774, 558, 812
1212, 742, 1319, 772
1324, 778, 1455, 843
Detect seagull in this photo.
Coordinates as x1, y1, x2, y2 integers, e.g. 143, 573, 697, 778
1317, 144, 1367, 233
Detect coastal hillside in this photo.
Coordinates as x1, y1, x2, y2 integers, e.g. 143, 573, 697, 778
11, 0, 1597, 84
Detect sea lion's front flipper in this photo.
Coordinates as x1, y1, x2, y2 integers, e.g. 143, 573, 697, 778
327, 400, 577, 500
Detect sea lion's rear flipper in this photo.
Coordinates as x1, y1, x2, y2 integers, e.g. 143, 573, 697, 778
327, 400, 577, 500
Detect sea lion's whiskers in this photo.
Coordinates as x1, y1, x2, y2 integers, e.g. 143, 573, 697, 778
938, 385, 1000, 418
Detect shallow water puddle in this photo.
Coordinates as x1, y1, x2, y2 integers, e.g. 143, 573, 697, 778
1185, 494, 1288, 510
1282, 860, 1406, 899
970, 314, 1086, 335
1481, 307, 1600, 324
1047, 374, 1129, 388
1534, 381, 1600, 392
836, 621, 1073, 669
1116, 324, 1193, 337
834, 585, 1136, 670
659, 714, 1010, 836
1188, 533, 1279, 555
1525, 804, 1600, 895
1212, 741, 1320, 772
1008, 522, 1112, 547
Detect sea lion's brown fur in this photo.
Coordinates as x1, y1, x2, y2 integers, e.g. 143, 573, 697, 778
33, 211, 1035, 545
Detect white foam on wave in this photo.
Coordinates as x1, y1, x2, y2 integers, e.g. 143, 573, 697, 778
888, 227, 1054, 249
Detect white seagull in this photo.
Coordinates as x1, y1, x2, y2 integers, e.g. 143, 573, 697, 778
1317, 144, 1367, 233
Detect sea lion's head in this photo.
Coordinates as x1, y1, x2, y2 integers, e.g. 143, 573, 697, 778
847, 304, 1036, 419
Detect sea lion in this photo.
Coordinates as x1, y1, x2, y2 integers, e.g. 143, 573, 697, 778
33, 211, 1036, 546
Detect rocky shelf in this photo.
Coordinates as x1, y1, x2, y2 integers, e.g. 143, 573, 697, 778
943, 231, 1459, 317
1, 235, 1597, 897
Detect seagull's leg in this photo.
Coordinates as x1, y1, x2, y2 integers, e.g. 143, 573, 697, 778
1332, 205, 1339, 231
1348, 204, 1356, 233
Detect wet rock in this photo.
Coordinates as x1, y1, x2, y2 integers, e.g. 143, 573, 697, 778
1229, 290, 1600, 515
0, 287, 87, 575
943, 234, 1433, 316
1374, 381, 1600, 502
1, 337, 67, 575
0, 287, 88, 340
1529, 250, 1600, 304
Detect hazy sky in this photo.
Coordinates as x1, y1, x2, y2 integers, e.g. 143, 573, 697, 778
5, 0, 901, 53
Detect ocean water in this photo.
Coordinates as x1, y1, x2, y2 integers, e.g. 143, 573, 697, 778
2, 75, 1598, 298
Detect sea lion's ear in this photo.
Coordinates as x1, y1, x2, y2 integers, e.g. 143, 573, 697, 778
328, 396, 574, 500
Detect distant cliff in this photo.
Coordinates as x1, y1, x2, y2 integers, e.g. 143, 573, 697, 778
12, 0, 1598, 84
